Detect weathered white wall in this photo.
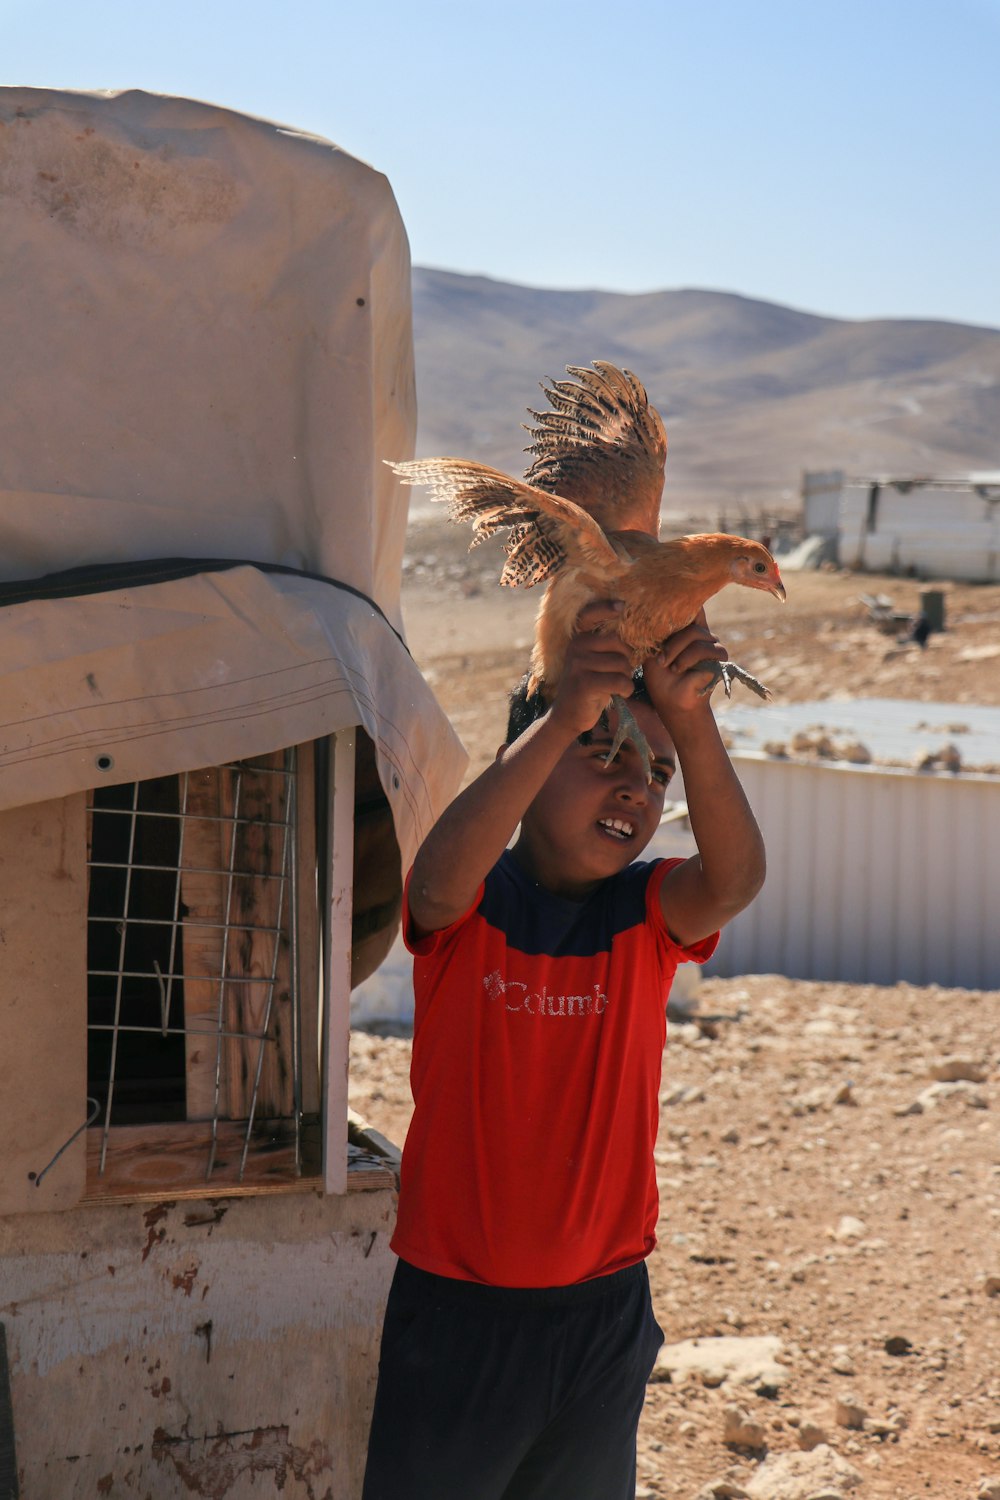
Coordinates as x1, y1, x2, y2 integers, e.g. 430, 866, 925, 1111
801, 469, 845, 539
710, 754, 1000, 988
839, 483, 1000, 580
1, 1190, 395, 1498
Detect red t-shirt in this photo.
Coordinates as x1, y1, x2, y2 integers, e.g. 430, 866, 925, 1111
391, 851, 718, 1287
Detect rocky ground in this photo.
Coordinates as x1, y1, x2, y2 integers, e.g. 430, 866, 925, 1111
349, 515, 1000, 1500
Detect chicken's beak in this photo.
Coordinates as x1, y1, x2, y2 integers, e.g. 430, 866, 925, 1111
770, 579, 787, 603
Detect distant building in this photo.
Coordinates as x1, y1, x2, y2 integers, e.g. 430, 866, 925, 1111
802, 470, 1000, 580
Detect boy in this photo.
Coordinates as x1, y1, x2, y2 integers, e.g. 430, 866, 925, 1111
362, 602, 766, 1500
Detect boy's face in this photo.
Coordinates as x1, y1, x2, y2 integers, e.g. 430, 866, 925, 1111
512, 699, 676, 899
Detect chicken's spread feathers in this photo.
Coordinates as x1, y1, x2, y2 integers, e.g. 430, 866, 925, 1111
387, 361, 784, 718
390, 361, 665, 587
523, 361, 666, 538
388, 456, 622, 585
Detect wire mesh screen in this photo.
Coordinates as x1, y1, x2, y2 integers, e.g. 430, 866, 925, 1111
86, 750, 301, 1182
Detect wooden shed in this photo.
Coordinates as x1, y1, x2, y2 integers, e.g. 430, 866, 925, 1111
0, 88, 464, 1498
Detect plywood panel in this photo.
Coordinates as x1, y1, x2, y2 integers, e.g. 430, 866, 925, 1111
180, 757, 295, 1125
0, 795, 88, 1212
217, 754, 295, 1122
323, 730, 356, 1196
295, 741, 321, 1118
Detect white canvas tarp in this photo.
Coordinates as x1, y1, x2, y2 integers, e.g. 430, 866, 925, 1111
0, 88, 465, 878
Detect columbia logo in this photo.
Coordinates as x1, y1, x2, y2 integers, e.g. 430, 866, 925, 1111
483, 971, 608, 1018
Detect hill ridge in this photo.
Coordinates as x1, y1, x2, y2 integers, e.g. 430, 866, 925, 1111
412, 267, 1000, 513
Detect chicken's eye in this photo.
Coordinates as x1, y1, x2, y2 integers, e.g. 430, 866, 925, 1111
753, 561, 767, 574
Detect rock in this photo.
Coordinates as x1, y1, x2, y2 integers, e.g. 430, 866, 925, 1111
660, 1084, 706, 1106
723, 1405, 768, 1449
985, 1276, 1000, 1298
831, 1351, 856, 1376
653, 1335, 789, 1390
831, 1080, 857, 1106
832, 1216, 867, 1242
929, 1055, 988, 1083
893, 1098, 924, 1116
696, 1480, 751, 1500
790, 1084, 840, 1115
743, 1444, 863, 1499
796, 1421, 830, 1450
670, 1021, 701, 1045
884, 1334, 913, 1356
835, 1395, 869, 1430
914, 742, 963, 772
917, 1086, 989, 1110
978, 1481, 1000, 1500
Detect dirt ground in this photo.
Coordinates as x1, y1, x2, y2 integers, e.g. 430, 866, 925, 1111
351, 515, 1000, 1500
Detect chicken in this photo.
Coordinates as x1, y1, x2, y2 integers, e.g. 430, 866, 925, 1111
391, 361, 785, 769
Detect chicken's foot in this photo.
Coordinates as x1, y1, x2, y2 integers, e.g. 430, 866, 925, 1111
604, 693, 655, 780
604, 661, 771, 781
693, 658, 772, 701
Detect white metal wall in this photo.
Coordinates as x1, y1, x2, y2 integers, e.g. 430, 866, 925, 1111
802, 470, 845, 539
839, 484, 1000, 580
708, 754, 1000, 989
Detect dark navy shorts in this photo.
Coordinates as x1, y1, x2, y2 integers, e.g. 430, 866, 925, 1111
362, 1256, 664, 1500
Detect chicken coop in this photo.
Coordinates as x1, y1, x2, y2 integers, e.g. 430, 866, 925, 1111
0, 87, 464, 1498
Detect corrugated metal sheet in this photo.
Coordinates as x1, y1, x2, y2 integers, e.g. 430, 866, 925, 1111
708, 754, 1000, 988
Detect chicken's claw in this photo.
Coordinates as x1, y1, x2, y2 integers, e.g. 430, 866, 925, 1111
603, 693, 655, 781
693, 658, 772, 701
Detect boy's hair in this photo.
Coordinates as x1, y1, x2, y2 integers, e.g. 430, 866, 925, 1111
505, 669, 651, 745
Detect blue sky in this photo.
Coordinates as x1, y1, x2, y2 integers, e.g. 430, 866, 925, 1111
4, 0, 999, 327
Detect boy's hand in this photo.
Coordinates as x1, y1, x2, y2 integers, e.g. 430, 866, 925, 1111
644, 610, 729, 720
547, 600, 636, 739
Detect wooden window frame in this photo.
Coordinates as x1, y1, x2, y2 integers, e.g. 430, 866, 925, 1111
80, 728, 389, 1203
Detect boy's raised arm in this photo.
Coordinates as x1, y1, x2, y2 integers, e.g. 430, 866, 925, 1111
644, 613, 766, 947
407, 603, 636, 936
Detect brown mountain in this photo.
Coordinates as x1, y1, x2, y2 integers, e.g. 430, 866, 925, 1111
412, 268, 1000, 521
